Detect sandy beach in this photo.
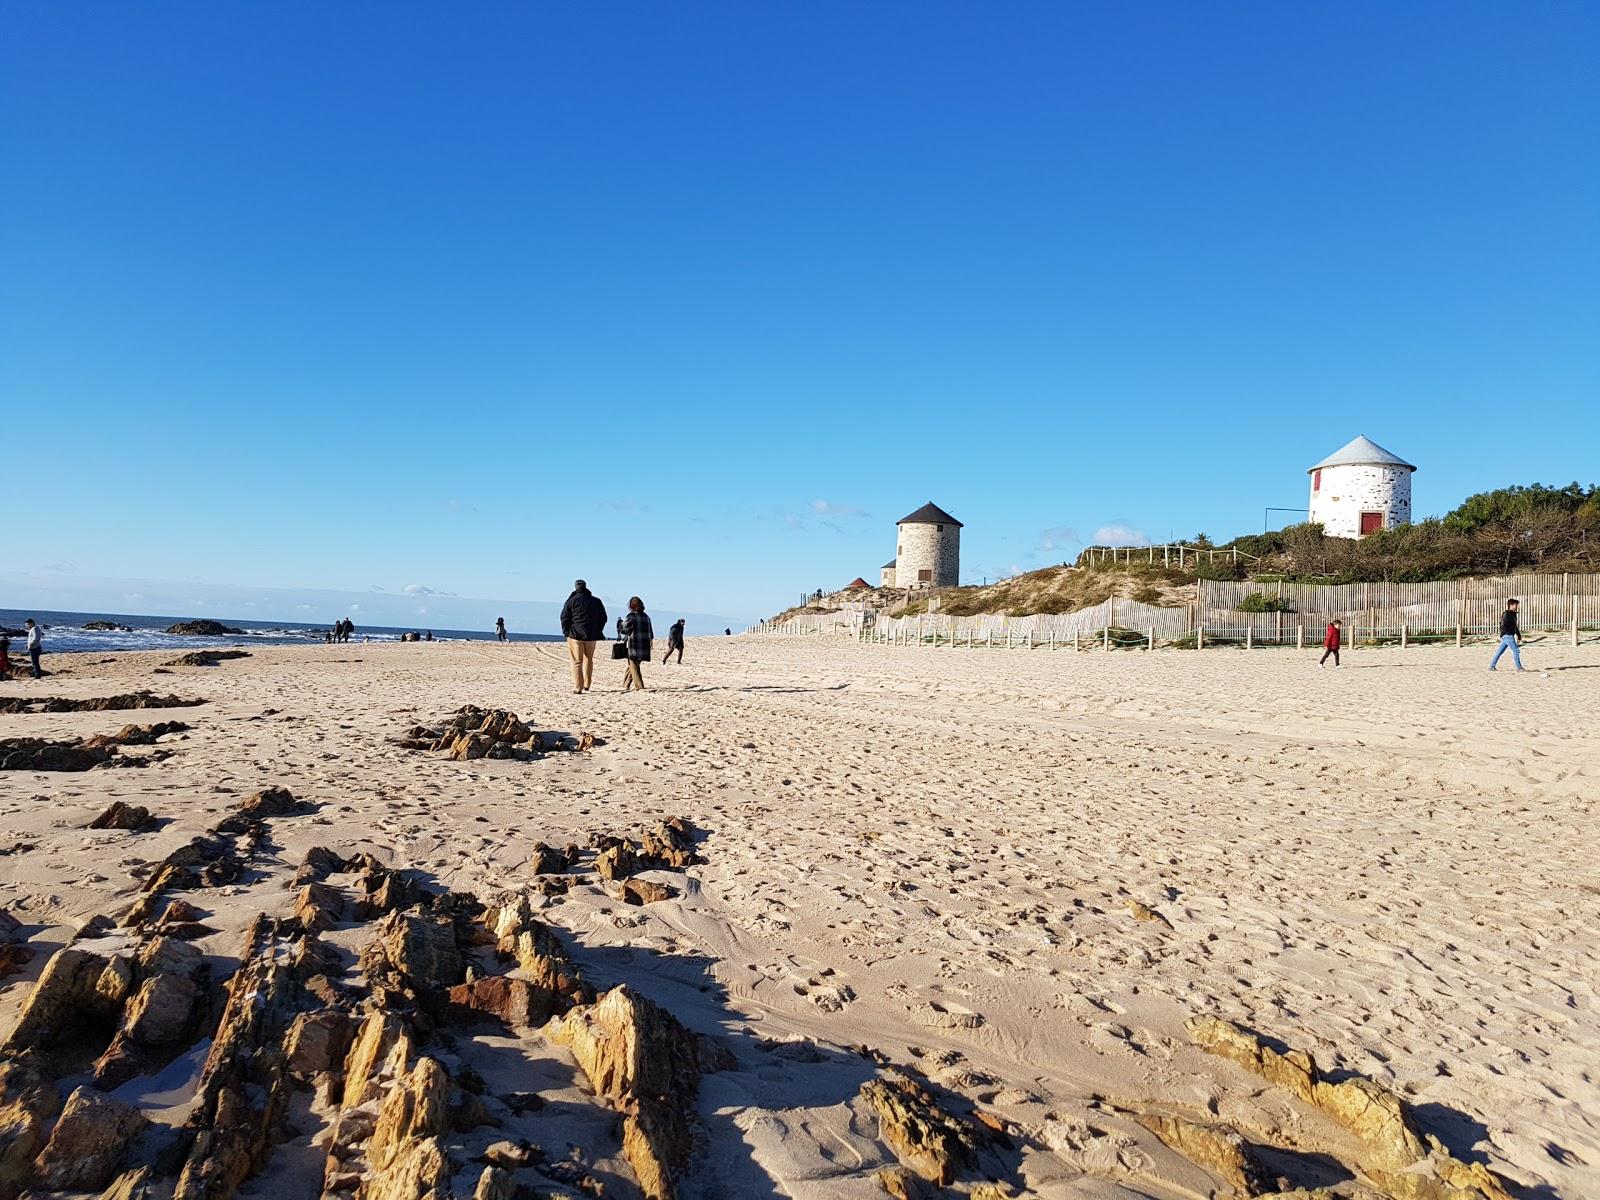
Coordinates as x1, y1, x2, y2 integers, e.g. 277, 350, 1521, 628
2, 635, 1597, 1199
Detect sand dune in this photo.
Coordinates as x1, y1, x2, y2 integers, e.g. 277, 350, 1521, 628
2, 636, 1596, 1198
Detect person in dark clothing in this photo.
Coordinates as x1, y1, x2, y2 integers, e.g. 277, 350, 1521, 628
495, 617, 507, 642
559, 579, 608, 693
1319, 619, 1342, 668
0, 635, 12, 680
1490, 599, 1525, 671
663, 619, 686, 664
620, 596, 654, 691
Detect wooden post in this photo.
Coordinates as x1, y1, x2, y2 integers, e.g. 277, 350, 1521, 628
1147, 626, 1155, 650
1401, 623, 1408, 649
1245, 624, 1252, 650
1164, 545, 1170, 567
1073, 629, 1080, 652
1296, 624, 1304, 650
1050, 630, 1056, 650
1197, 623, 1204, 650
1103, 624, 1111, 651
1006, 628, 1012, 650
1574, 595, 1581, 647
1026, 630, 1033, 650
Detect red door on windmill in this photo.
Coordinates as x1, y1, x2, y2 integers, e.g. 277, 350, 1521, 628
1359, 511, 1384, 535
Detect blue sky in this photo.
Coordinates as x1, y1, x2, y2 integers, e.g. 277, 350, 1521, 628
2, 3, 1596, 630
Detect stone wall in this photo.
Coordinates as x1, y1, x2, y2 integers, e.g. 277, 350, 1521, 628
896, 522, 960, 588
879, 565, 897, 588
1309, 464, 1412, 539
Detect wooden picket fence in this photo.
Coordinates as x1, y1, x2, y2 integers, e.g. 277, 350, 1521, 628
754, 572, 1600, 649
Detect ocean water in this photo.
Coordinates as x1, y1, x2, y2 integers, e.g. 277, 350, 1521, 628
0, 608, 562, 655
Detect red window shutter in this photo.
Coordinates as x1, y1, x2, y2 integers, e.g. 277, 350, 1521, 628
1312, 469, 1321, 492
1360, 511, 1383, 535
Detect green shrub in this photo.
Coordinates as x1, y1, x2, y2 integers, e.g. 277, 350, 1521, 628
1237, 591, 1295, 613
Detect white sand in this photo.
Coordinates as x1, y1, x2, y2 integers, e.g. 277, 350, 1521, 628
2, 636, 1597, 1197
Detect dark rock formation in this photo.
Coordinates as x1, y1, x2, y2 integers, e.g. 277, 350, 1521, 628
89, 802, 157, 832
165, 650, 250, 667
164, 621, 244, 636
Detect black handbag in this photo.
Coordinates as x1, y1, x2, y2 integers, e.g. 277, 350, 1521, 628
611, 641, 628, 660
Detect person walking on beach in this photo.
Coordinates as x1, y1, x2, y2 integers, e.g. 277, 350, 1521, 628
1319, 618, 1341, 668
663, 618, 685, 664
620, 596, 654, 691
495, 617, 507, 643
1490, 598, 1525, 672
24, 619, 43, 678
560, 579, 607, 693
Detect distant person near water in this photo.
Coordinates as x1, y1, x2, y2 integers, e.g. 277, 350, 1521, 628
1319, 619, 1341, 668
620, 596, 654, 691
1490, 599, 1525, 672
663, 618, 685, 665
0, 635, 11, 680
560, 579, 607, 694
25, 618, 43, 678
495, 617, 507, 642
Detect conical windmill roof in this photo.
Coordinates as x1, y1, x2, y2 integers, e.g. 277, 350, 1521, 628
1307, 435, 1415, 473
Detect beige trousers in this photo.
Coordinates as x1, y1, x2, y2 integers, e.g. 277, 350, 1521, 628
622, 659, 645, 691
566, 639, 596, 691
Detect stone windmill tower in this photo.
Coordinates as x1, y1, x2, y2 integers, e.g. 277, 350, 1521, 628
892, 502, 962, 588
1307, 435, 1416, 539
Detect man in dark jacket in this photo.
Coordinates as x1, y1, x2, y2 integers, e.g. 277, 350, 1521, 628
1489, 598, 1524, 671
560, 580, 608, 693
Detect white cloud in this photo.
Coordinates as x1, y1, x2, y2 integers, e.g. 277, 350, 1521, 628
1035, 526, 1080, 553
810, 500, 869, 518
403, 584, 452, 596
1092, 522, 1150, 547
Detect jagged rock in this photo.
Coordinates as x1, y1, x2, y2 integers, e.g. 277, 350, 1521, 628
34, 1087, 150, 1190
0, 910, 19, 941
480, 1140, 538, 1169
0, 736, 119, 772
0, 946, 30, 977
446, 976, 556, 1030
214, 787, 305, 834
860, 1076, 980, 1186
1186, 1016, 1510, 1199
527, 842, 573, 874
368, 1057, 450, 1172
362, 912, 465, 992
621, 879, 676, 906
446, 733, 494, 761
640, 818, 699, 868
122, 970, 200, 1046
1186, 1015, 1318, 1105
295, 882, 346, 932
165, 621, 244, 636
363, 1137, 449, 1200
83, 721, 190, 749
472, 1166, 515, 1200
150, 898, 214, 939
1, 947, 119, 1055
293, 846, 349, 886
89, 801, 158, 831
1126, 899, 1172, 927
595, 842, 638, 881
284, 1009, 353, 1083
171, 916, 309, 1200
165, 650, 250, 667
875, 1168, 935, 1199
551, 985, 700, 1200
97, 1166, 161, 1200
0, 1054, 62, 1199
38, 692, 202, 713
1137, 1113, 1272, 1196
485, 898, 591, 1010
474, 710, 531, 744
353, 867, 424, 921
341, 1011, 415, 1110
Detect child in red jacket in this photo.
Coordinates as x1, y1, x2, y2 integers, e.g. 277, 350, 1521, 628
1319, 619, 1342, 667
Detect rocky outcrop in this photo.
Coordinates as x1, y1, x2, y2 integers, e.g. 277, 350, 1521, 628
1186, 1016, 1511, 1200
165, 621, 244, 636
0, 1055, 61, 1199
0, 911, 28, 979
621, 879, 676, 906
551, 985, 701, 1200
527, 842, 577, 875
446, 977, 554, 1030
1137, 1113, 1271, 1196
483, 894, 592, 1011
89, 802, 158, 832
1, 722, 188, 772
33, 1088, 149, 1190
1, 692, 202, 715
860, 1076, 981, 1186
400, 706, 546, 763
641, 818, 700, 868
171, 916, 316, 1200
166, 650, 250, 667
